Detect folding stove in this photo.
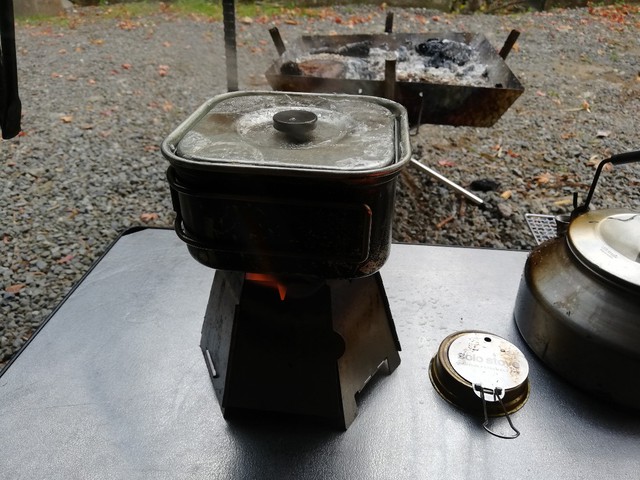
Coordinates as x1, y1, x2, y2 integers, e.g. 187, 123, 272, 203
162, 90, 411, 428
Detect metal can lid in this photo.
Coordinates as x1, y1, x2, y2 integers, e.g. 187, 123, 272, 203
429, 331, 530, 417
568, 208, 640, 290
163, 91, 410, 173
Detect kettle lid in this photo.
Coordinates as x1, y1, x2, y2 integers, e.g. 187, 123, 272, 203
568, 208, 640, 290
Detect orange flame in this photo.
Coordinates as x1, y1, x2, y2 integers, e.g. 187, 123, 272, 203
245, 273, 287, 301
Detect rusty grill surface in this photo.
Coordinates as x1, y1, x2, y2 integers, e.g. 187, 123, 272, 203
266, 32, 524, 127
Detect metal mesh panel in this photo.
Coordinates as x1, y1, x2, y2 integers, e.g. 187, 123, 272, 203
524, 214, 557, 245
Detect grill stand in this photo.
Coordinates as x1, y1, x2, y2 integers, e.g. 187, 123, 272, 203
265, 25, 522, 207
200, 270, 401, 429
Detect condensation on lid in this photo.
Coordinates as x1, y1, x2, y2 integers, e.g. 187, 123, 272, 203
174, 92, 399, 171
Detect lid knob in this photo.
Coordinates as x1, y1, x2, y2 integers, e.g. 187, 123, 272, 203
273, 109, 317, 141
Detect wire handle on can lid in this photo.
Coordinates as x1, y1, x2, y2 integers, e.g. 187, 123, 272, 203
473, 383, 520, 439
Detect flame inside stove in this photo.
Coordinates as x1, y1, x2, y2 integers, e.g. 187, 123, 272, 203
245, 273, 288, 301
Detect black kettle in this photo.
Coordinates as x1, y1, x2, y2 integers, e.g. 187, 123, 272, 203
0, 0, 21, 139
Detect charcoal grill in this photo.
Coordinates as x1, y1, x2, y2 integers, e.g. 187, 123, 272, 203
266, 29, 523, 127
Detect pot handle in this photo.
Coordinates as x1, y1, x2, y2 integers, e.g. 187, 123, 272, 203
573, 150, 640, 216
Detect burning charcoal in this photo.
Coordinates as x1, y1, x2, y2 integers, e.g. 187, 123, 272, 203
336, 40, 371, 57
415, 38, 444, 57
416, 39, 474, 68
310, 40, 371, 58
298, 59, 346, 79
280, 61, 302, 76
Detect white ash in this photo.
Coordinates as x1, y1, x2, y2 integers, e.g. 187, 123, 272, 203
286, 41, 490, 86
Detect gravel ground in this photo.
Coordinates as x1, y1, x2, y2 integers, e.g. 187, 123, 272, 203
1, 4, 639, 369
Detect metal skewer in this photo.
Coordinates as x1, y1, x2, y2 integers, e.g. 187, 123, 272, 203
411, 159, 484, 206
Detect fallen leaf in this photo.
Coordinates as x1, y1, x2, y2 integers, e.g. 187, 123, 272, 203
501, 190, 513, 199
158, 65, 170, 77
534, 172, 553, 185
57, 254, 74, 264
438, 159, 456, 167
586, 154, 602, 166
587, 155, 613, 172
118, 20, 139, 30
162, 100, 173, 112
90, 38, 104, 46
140, 212, 159, 223
436, 215, 455, 229
60, 115, 73, 123
121, 63, 132, 70
554, 197, 574, 206
240, 16, 253, 24
284, 19, 298, 25
6, 284, 26, 294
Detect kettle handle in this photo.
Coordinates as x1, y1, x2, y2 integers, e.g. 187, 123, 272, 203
573, 150, 640, 215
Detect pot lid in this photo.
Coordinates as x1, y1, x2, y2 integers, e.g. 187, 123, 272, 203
166, 91, 409, 172
568, 208, 640, 289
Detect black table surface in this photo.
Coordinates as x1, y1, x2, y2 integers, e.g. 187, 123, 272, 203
1, 228, 638, 479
